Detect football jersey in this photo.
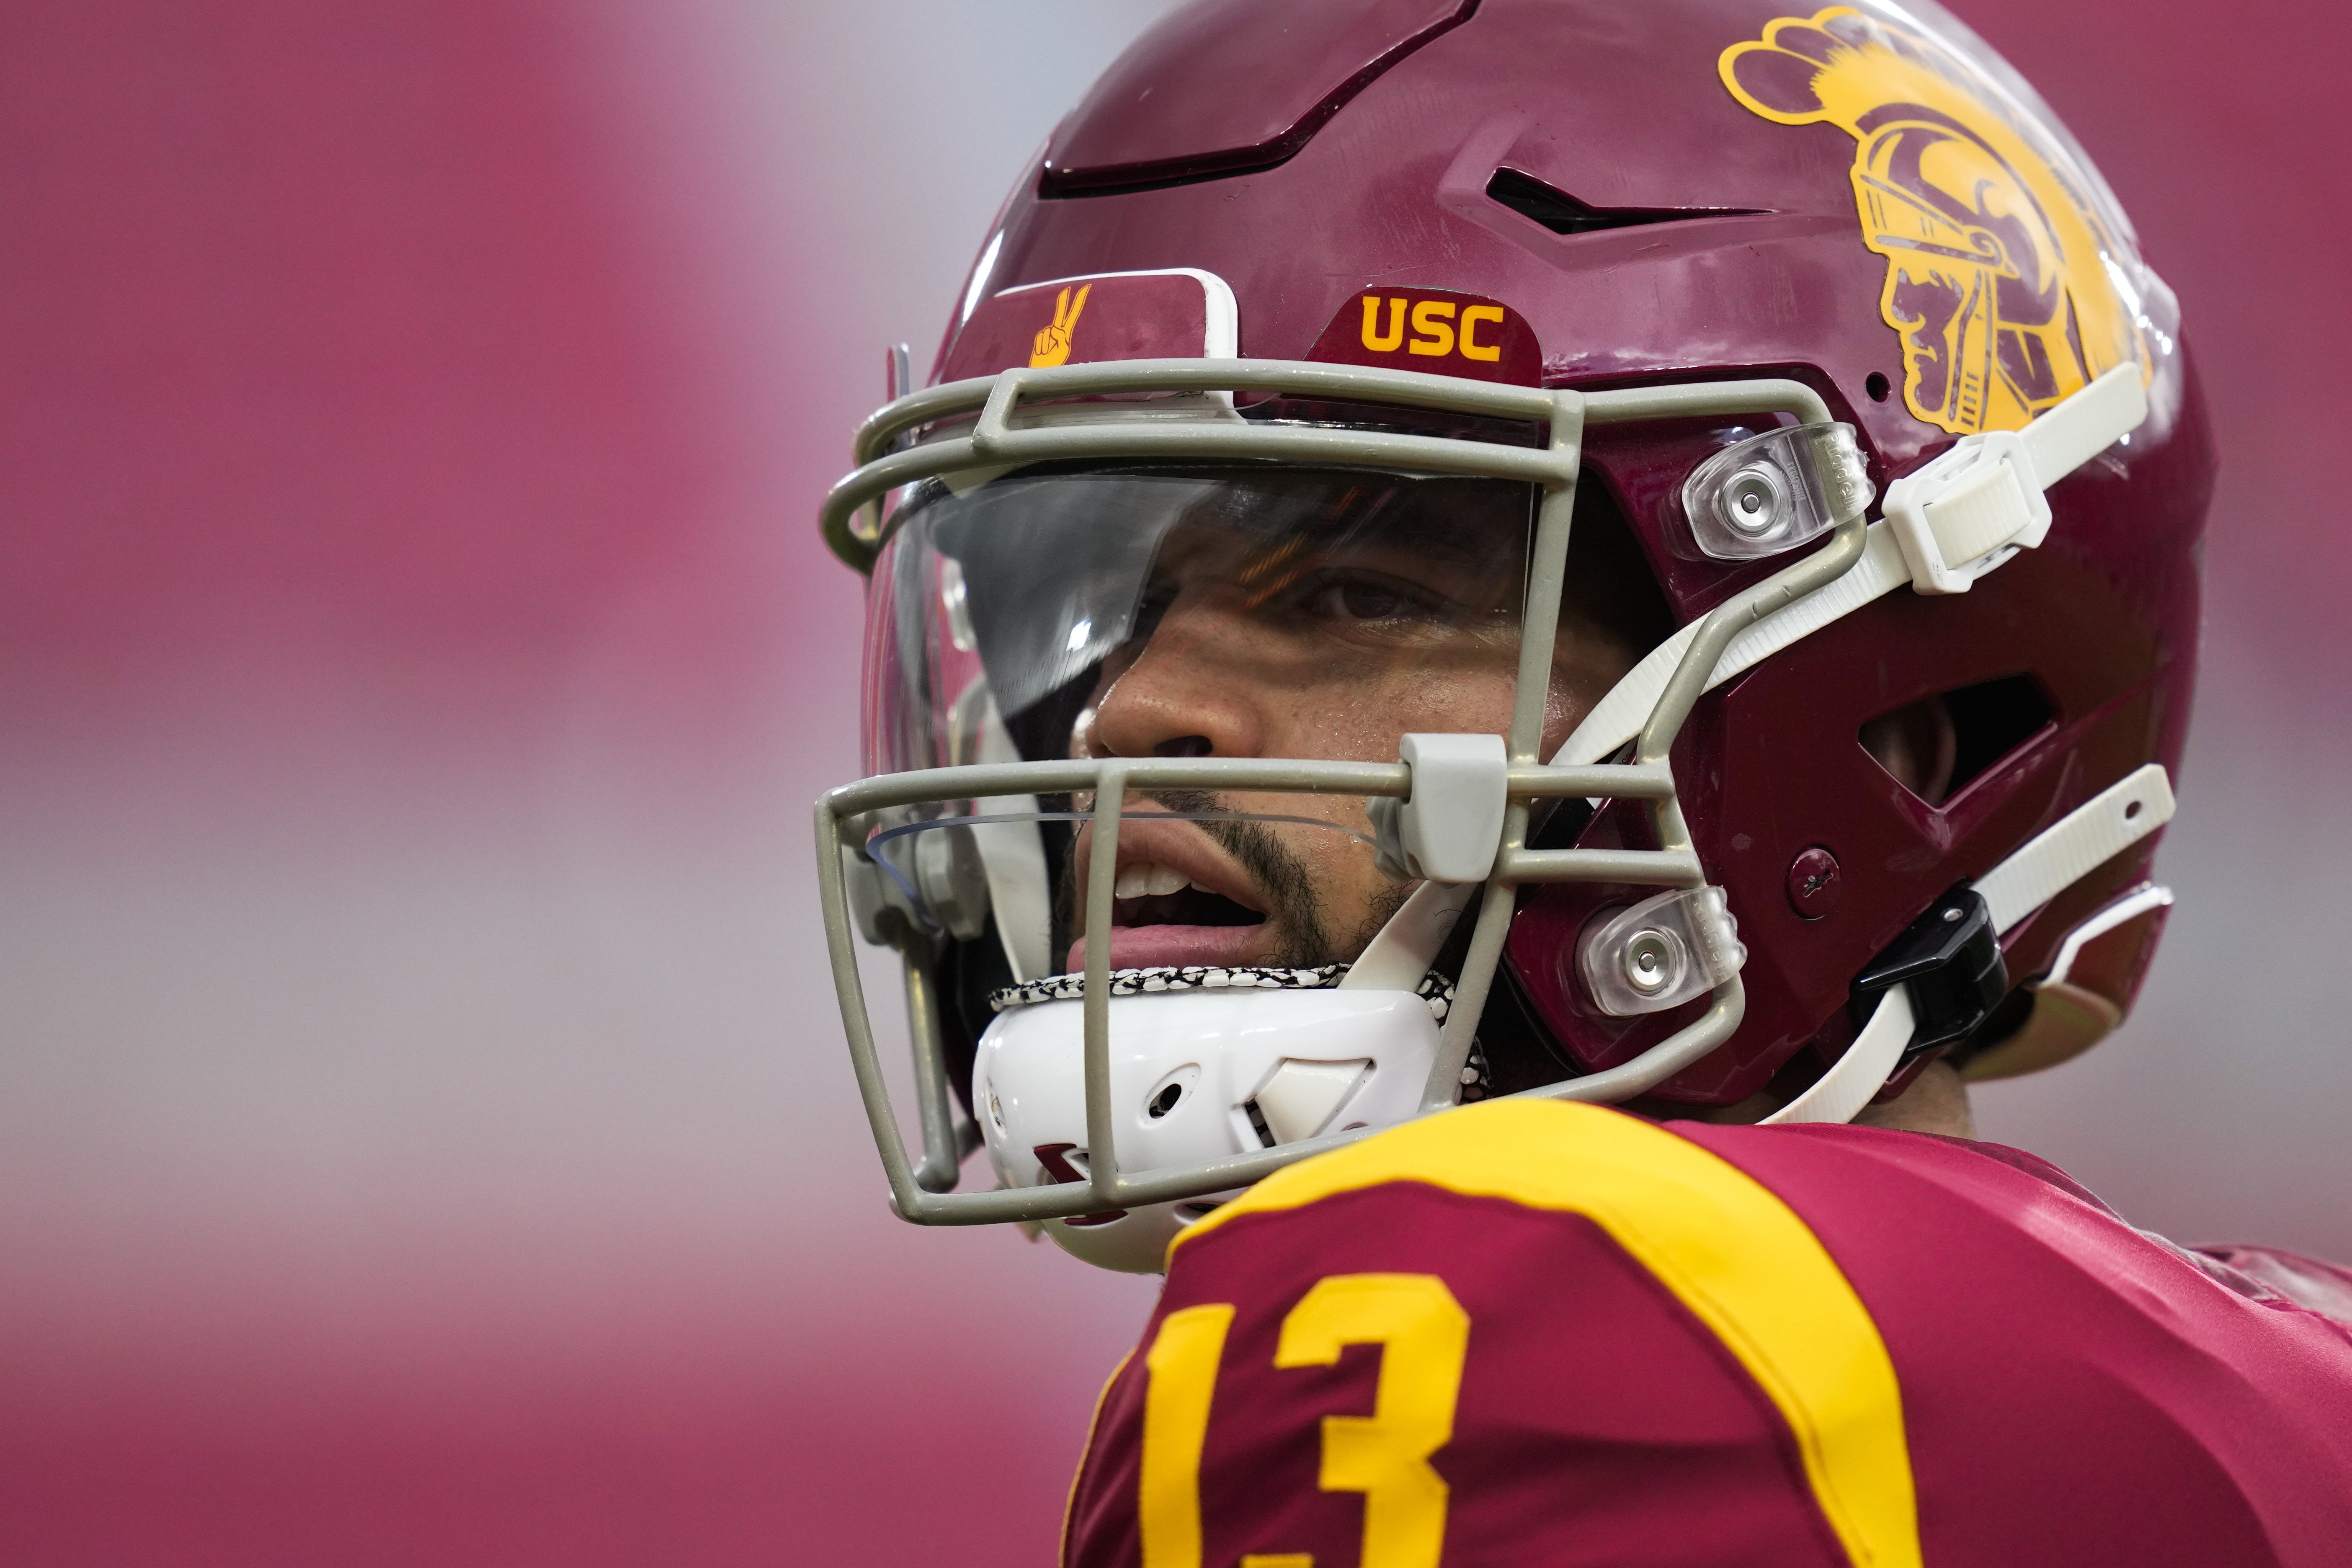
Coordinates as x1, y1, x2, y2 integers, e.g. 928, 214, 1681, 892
1060, 1099, 2352, 1567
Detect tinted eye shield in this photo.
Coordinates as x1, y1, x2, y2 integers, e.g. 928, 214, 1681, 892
815, 358, 1868, 1226
908, 463, 1525, 730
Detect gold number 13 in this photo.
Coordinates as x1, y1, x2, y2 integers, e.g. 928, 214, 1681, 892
1139, 1273, 1470, 1568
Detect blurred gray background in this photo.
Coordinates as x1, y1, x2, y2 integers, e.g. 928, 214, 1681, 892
3, 2, 2343, 1560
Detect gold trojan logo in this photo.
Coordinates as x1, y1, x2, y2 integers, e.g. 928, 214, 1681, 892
1721, 8, 2150, 435
1029, 283, 1091, 369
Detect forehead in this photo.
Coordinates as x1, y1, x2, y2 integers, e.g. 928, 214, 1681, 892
1141, 467, 1532, 567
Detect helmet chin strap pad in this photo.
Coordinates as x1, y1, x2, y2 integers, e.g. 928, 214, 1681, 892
972, 971, 1457, 1274
1764, 763, 2174, 1124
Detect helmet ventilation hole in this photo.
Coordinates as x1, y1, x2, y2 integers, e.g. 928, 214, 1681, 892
1484, 167, 1763, 235
1143, 1063, 1200, 1120
1861, 674, 2055, 807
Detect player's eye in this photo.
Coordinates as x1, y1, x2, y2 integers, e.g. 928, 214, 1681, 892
1332, 578, 1410, 619
1297, 568, 1458, 628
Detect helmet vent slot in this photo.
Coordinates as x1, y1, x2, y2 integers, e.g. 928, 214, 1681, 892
1040, 0, 1483, 199
1484, 168, 1764, 235
1861, 674, 2055, 807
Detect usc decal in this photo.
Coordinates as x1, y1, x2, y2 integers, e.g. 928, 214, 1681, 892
1720, 7, 2153, 435
1357, 296, 1506, 362
1307, 287, 1541, 385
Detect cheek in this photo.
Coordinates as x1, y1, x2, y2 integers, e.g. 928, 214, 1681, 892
1542, 633, 1645, 758
1261, 665, 1520, 761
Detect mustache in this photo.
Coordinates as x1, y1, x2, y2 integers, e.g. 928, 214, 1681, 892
1058, 787, 1332, 965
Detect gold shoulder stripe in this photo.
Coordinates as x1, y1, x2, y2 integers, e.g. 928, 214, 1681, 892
1171, 1099, 1919, 1568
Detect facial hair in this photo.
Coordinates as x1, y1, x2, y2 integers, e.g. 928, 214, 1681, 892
1055, 787, 1409, 971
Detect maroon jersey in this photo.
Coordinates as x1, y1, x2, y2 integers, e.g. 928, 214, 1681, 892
1061, 1100, 2352, 1567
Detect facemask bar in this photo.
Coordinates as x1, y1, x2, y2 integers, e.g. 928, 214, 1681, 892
813, 357, 1866, 1227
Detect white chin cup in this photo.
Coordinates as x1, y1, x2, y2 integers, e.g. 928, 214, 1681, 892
972, 985, 1444, 1274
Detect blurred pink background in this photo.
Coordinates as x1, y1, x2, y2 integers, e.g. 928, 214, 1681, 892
3, 3, 2345, 1560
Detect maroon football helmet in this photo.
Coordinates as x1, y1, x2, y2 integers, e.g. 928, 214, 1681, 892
813, 0, 2212, 1270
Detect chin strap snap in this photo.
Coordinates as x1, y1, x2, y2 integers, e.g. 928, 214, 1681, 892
1764, 762, 2176, 1125
1880, 429, 2050, 593
1847, 887, 2009, 1064
1879, 364, 2145, 594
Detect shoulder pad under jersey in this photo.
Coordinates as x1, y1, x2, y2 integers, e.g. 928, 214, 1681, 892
1060, 1099, 2352, 1568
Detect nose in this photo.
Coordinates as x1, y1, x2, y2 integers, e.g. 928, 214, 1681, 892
1085, 599, 1266, 760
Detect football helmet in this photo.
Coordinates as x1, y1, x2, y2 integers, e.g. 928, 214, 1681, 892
812, 0, 2213, 1272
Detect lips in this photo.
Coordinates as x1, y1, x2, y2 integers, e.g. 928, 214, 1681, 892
1065, 817, 1272, 972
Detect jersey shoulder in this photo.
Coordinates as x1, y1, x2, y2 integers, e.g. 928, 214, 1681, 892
1062, 1099, 2352, 1568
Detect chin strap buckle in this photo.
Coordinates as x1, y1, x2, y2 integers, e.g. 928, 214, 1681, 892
1765, 762, 2177, 1126
1881, 363, 2148, 596
1761, 888, 2005, 1128
1880, 430, 2050, 594
1848, 886, 2008, 1063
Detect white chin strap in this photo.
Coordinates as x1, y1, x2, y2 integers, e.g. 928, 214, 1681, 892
1761, 762, 2174, 1124
1553, 364, 2148, 773
1345, 364, 2161, 1119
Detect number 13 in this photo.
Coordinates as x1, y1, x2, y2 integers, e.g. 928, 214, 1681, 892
1138, 1273, 1471, 1568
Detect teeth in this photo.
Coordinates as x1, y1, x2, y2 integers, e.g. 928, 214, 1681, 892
1115, 861, 1192, 900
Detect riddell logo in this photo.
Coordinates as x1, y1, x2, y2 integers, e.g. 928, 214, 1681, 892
1358, 294, 1507, 363
1310, 287, 1541, 384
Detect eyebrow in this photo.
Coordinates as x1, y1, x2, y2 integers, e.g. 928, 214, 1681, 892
1326, 491, 1529, 572
1189, 475, 1530, 571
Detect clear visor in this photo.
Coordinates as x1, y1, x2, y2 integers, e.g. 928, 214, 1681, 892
867, 462, 1540, 773
859, 463, 1540, 980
